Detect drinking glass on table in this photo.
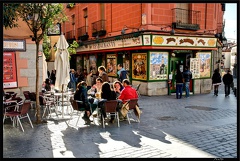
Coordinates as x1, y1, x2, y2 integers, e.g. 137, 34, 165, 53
95, 92, 101, 99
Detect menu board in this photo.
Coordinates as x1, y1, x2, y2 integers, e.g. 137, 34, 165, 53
190, 58, 200, 79
3, 52, 18, 88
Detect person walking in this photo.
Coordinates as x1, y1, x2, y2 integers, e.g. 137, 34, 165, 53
211, 68, 222, 96
98, 66, 109, 83
117, 64, 128, 83
222, 69, 233, 97
175, 68, 184, 99
182, 66, 192, 98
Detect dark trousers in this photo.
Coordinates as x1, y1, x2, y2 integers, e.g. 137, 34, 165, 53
214, 85, 219, 95
224, 84, 231, 96
176, 83, 183, 99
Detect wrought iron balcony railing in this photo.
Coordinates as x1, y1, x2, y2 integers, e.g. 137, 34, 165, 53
77, 26, 89, 41
77, 26, 88, 36
91, 19, 106, 37
66, 30, 74, 40
66, 30, 76, 44
172, 8, 201, 30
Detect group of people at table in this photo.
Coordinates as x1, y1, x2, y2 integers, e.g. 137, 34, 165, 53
43, 64, 139, 124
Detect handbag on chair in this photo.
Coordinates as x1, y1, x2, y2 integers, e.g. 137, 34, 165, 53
120, 102, 129, 118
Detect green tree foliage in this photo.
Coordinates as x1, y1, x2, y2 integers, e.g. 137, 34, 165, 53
42, 35, 51, 60
3, 3, 67, 124
68, 40, 79, 55
3, 3, 20, 29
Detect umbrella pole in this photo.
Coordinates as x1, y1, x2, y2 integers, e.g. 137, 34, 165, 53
62, 84, 64, 118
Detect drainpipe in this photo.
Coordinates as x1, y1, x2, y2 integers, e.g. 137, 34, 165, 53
111, 3, 112, 32
141, 3, 142, 25
205, 3, 207, 29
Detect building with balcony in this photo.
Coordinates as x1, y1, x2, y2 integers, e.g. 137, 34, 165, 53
62, 3, 226, 96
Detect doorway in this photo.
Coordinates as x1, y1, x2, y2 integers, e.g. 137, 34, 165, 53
170, 57, 185, 93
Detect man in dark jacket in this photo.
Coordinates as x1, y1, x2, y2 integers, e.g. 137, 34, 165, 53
117, 64, 128, 83
182, 66, 192, 98
222, 70, 233, 97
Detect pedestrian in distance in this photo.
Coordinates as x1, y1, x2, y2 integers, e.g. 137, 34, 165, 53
50, 70, 56, 85
175, 68, 184, 99
211, 68, 222, 96
182, 66, 192, 98
222, 69, 233, 97
117, 64, 128, 83
47, 70, 50, 78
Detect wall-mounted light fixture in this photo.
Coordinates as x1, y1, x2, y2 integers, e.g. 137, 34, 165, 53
170, 26, 175, 35
157, 24, 175, 35
95, 35, 99, 43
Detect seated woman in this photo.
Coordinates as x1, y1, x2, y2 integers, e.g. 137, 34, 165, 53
44, 78, 51, 92
74, 81, 91, 123
113, 80, 124, 99
98, 82, 117, 123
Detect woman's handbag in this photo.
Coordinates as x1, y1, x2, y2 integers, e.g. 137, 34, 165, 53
120, 102, 142, 119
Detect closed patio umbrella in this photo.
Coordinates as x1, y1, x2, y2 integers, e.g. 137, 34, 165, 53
54, 33, 70, 92
54, 33, 70, 118
42, 53, 48, 83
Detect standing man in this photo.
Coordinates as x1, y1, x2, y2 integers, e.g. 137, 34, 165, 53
117, 64, 128, 83
69, 69, 77, 91
98, 66, 109, 83
222, 69, 233, 97
182, 66, 192, 98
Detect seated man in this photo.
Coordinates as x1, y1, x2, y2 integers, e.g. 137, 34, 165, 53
87, 77, 103, 97
118, 79, 138, 104
118, 79, 138, 120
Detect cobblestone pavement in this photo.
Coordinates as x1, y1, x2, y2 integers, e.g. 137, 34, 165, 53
2, 79, 238, 158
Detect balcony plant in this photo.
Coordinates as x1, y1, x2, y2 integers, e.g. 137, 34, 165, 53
67, 3, 75, 8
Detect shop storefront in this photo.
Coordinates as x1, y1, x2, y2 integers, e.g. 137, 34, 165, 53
3, 39, 26, 89
74, 34, 217, 96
